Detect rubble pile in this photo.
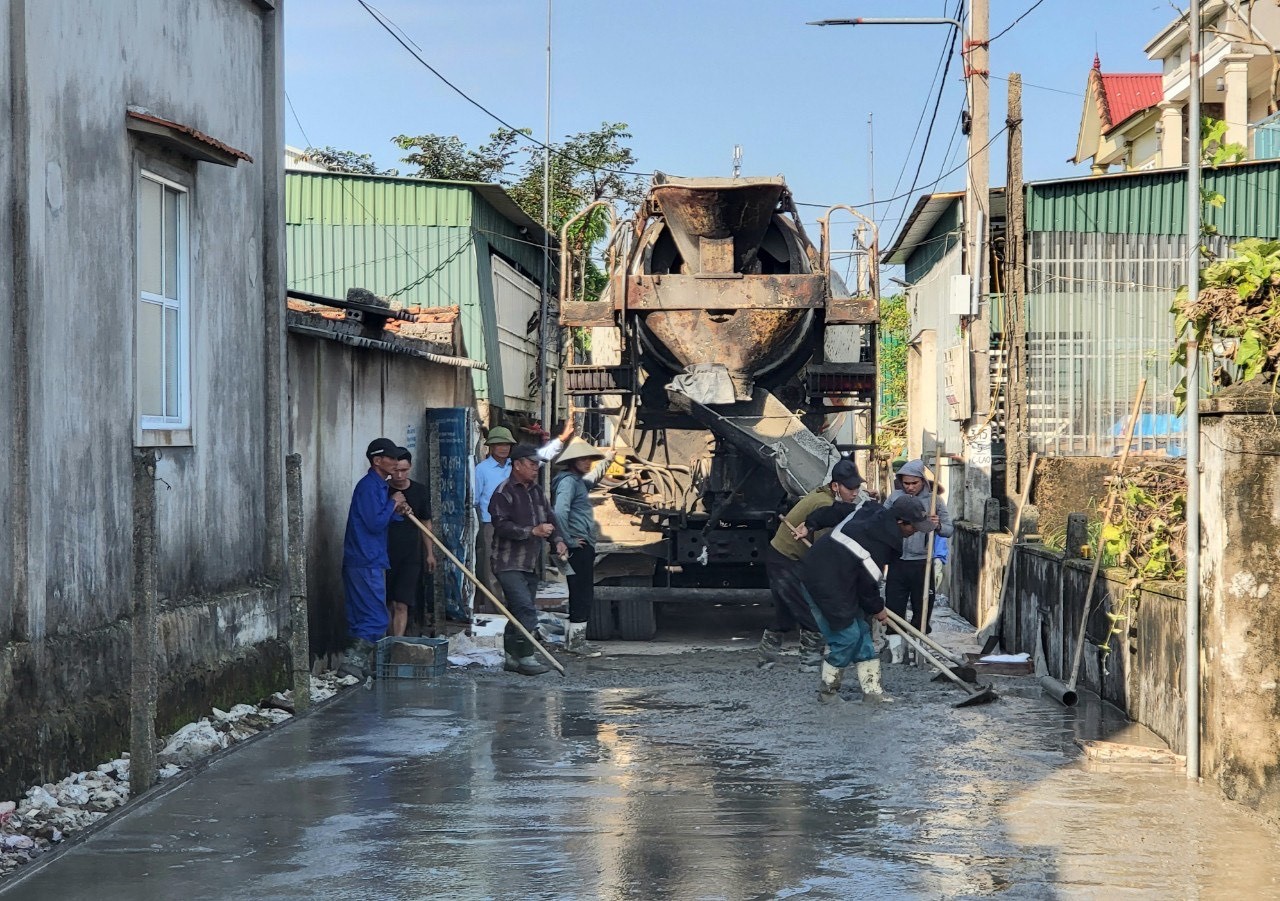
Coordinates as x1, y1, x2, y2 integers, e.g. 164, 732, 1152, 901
0, 671, 356, 878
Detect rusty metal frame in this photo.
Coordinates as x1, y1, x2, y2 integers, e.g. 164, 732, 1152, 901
819, 204, 880, 325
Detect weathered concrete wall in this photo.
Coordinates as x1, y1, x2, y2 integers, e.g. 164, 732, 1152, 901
287, 333, 471, 657
1199, 384, 1280, 820
1030, 456, 1113, 541
0, 0, 288, 798
952, 521, 1186, 754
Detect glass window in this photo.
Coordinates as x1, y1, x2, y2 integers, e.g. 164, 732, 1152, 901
137, 172, 189, 431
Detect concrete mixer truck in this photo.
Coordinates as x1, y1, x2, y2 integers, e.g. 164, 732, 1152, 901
558, 175, 879, 640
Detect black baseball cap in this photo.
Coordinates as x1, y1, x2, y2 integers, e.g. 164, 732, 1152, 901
509, 443, 540, 462
830, 458, 863, 489
889, 495, 936, 532
366, 437, 398, 460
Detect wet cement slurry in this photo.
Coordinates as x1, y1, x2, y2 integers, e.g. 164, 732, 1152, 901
8, 606, 1280, 900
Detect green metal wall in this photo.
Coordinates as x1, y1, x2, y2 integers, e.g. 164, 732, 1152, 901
285, 171, 551, 408
1026, 160, 1280, 237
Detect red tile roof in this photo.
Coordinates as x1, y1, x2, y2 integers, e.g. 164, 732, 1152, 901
126, 109, 253, 162
1091, 56, 1163, 134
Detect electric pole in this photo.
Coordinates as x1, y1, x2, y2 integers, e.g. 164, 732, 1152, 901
1005, 73, 1027, 512
963, 0, 993, 524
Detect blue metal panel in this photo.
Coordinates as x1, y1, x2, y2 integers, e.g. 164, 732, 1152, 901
428, 407, 474, 616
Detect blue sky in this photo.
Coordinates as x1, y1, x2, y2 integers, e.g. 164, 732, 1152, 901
284, 1, 1179, 248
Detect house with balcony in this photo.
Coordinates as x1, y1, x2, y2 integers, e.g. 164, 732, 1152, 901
1145, 0, 1280, 164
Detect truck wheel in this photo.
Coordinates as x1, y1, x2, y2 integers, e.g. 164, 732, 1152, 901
586, 595, 615, 641
617, 598, 656, 641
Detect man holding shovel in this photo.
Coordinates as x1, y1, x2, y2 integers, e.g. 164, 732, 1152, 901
490, 444, 569, 676
800, 495, 935, 703
339, 438, 412, 678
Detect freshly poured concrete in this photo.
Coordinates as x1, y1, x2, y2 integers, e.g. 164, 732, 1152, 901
7, 607, 1280, 900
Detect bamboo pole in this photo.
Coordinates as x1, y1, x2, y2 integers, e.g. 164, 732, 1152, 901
405, 513, 566, 677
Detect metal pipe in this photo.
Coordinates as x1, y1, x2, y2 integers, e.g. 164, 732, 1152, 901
1186, 0, 1203, 783
1040, 675, 1078, 707
539, 0, 553, 437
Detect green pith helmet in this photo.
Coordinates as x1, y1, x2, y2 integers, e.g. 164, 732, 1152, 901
891, 455, 909, 474
485, 426, 516, 446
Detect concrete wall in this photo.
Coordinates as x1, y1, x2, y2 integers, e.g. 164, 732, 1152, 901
952, 522, 1186, 754
287, 333, 472, 656
0, 0, 287, 797
1199, 385, 1280, 819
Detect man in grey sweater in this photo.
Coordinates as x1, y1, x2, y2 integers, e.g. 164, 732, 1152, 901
883, 458, 953, 660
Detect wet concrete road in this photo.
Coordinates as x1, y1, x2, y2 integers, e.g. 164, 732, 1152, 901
7, 606, 1280, 900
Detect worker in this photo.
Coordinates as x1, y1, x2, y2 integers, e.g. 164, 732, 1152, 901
386, 450, 436, 637
759, 458, 867, 672
474, 421, 573, 610
489, 443, 569, 676
800, 495, 935, 703
339, 438, 411, 678
884, 458, 953, 661
551, 438, 609, 657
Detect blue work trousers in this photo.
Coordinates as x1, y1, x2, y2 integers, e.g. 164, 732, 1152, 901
344, 565, 390, 643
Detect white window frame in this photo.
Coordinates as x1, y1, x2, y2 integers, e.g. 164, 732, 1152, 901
136, 170, 191, 433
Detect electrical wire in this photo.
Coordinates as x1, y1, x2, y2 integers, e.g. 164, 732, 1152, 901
355, 0, 657, 181
989, 0, 1050, 43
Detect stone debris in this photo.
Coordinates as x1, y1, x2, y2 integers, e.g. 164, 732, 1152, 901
0, 669, 356, 880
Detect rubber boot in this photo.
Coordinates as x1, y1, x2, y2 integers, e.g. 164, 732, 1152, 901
504, 653, 550, 676
758, 629, 785, 668
338, 637, 375, 679
856, 658, 894, 704
798, 629, 825, 673
887, 634, 905, 665
817, 661, 845, 703
564, 621, 603, 658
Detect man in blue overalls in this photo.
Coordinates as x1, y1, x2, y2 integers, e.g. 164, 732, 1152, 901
339, 437, 411, 678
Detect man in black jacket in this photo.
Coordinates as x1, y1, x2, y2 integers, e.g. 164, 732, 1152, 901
800, 495, 934, 703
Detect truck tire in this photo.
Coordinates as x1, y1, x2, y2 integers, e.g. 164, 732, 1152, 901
586, 595, 615, 641
617, 597, 656, 641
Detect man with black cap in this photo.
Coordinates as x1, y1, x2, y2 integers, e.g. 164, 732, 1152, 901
758, 457, 868, 672
488, 443, 569, 675
800, 494, 935, 704
339, 438, 411, 678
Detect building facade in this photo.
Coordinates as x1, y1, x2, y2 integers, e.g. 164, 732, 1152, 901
0, 0, 288, 796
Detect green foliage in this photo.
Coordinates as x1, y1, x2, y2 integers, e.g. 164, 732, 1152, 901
1170, 117, 1266, 412
302, 146, 398, 176
393, 130, 523, 183
878, 295, 909, 420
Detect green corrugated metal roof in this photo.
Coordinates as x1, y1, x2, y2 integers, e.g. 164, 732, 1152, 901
285, 171, 555, 410
1027, 159, 1280, 236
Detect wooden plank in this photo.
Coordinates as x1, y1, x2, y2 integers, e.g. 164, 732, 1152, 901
1074, 739, 1186, 767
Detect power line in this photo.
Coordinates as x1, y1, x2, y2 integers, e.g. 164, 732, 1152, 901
795, 126, 1008, 212
355, 0, 656, 182
989, 0, 1050, 43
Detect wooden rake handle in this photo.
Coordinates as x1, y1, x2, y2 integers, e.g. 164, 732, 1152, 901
405, 513, 566, 677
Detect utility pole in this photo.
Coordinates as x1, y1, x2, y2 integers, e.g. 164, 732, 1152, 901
1005, 73, 1027, 514
963, 0, 993, 524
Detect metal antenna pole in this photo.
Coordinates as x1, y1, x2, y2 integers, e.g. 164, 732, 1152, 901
539, 0, 553, 435
732, 143, 742, 178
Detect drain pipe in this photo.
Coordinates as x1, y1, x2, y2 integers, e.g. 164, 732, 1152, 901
1185, 0, 1202, 783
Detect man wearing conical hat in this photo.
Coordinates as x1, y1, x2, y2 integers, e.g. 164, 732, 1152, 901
552, 438, 610, 656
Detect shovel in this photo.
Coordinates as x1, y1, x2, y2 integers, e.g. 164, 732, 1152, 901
882, 608, 979, 684
406, 513, 566, 677
883, 618, 997, 708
